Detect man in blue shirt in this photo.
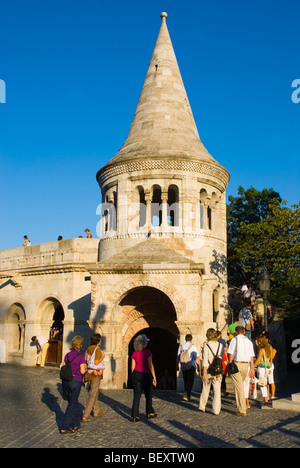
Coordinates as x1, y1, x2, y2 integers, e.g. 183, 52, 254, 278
238, 299, 254, 339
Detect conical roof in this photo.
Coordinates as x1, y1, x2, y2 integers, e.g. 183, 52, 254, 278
97, 12, 229, 187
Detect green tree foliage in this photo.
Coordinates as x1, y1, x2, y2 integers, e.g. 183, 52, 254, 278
227, 186, 300, 317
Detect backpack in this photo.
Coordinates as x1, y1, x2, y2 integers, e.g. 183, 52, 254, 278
60, 353, 79, 382
180, 343, 193, 371
206, 343, 223, 376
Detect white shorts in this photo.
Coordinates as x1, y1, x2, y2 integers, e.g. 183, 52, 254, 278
258, 365, 275, 385
258, 365, 275, 398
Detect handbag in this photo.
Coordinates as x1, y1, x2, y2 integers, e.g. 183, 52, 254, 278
258, 372, 268, 387
228, 336, 239, 375
257, 350, 268, 387
228, 361, 239, 375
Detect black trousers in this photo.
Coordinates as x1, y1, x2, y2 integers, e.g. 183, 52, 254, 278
131, 370, 154, 418
182, 366, 196, 398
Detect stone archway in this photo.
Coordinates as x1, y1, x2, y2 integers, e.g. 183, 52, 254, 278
116, 286, 179, 389
38, 297, 65, 339
37, 297, 65, 365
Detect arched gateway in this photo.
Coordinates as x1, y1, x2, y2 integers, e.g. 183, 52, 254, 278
119, 286, 179, 389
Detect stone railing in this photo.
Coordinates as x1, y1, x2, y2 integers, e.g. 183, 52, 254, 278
0, 238, 99, 273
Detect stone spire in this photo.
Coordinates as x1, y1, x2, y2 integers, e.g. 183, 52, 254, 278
98, 12, 229, 186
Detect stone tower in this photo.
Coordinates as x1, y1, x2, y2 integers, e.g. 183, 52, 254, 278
90, 13, 230, 389
0, 13, 229, 387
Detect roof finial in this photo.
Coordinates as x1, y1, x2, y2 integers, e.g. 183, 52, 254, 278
160, 12, 168, 22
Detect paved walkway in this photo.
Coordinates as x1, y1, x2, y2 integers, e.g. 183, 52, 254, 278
0, 364, 300, 449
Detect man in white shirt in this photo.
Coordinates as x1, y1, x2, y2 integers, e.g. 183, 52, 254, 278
32, 335, 49, 368
228, 326, 255, 416
177, 334, 200, 402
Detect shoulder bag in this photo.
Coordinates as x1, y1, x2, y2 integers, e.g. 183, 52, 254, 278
228, 337, 239, 375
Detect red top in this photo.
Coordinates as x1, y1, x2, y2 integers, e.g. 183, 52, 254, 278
132, 348, 152, 373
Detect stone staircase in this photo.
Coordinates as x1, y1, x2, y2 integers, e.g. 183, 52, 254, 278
273, 393, 300, 411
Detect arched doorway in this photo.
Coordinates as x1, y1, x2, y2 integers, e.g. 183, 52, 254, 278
119, 286, 179, 390
128, 327, 177, 390
38, 298, 65, 365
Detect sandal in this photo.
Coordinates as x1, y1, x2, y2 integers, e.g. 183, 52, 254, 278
60, 429, 75, 434
82, 417, 91, 422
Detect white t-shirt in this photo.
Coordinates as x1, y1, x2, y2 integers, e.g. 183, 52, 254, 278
228, 335, 255, 362
36, 335, 48, 348
177, 342, 200, 368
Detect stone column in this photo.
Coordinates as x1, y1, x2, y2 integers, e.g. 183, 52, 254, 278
145, 191, 152, 234
161, 191, 168, 233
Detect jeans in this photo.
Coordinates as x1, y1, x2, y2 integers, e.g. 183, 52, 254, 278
131, 370, 154, 418
182, 366, 196, 399
61, 378, 83, 430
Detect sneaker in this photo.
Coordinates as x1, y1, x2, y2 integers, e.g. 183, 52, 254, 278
131, 417, 141, 422
261, 402, 273, 409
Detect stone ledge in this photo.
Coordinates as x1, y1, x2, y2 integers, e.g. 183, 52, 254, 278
273, 394, 300, 412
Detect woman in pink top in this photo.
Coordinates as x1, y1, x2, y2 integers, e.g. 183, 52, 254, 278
131, 334, 157, 422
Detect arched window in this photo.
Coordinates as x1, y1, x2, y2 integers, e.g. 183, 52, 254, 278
6, 303, 26, 355
167, 185, 179, 227
101, 188, 118, 234
200, 189, 213, 230
112, 190, 118, 231
208, 206, 212, 230
213, 289, 219, 323
151, 186, 162, 226
138, 186, 147, 227
200, 189, 207, 229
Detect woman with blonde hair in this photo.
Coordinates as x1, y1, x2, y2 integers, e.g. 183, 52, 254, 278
131, 334, 157, 422
199, 328, 223, 415
60, 336, 86, 434
254, 335, 277, 406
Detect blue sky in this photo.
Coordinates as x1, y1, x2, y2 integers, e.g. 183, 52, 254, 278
0, 0, 299, 250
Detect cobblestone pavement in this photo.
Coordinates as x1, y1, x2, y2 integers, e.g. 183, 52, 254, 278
0, 364, 300, 449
